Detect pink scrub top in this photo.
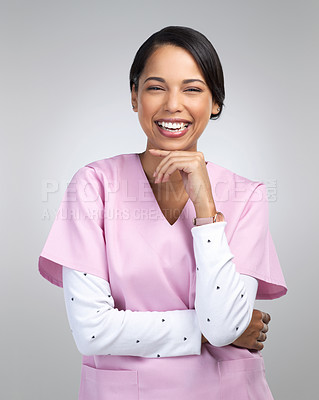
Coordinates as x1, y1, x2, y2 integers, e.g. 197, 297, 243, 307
39, 153, 287, 400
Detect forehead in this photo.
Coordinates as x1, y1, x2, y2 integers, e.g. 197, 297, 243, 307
141, 45, 205, 81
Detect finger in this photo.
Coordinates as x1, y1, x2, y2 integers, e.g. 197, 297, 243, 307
152, 151, 178, 179
155, 157, 194, 183
261, 322, 269, 333
151, 150, 199, 170
257, 332, 267, 342
246, 340, 264, 351
255, 341, 264, 351
262, 312, 271, 325
151, 151, 173, 178
149, 149, 191, 163
150, 150, 203, 182
149, 149, 172, 177
159, 158, 195, 182
148, 149, 171, 157
149, 149, 196, 157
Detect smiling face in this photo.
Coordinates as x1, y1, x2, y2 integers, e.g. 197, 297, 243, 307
131, 45, 219, 152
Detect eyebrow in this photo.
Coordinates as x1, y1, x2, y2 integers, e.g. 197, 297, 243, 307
143, 77, 207, 85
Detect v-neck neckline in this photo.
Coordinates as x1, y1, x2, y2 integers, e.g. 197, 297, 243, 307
135, 153, 191, 227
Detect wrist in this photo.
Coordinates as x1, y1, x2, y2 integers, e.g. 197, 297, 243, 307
193, 212, 225, 226
194, 200, 216, 218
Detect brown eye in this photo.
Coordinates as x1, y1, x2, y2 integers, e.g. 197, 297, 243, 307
147, 86, 164, 91
185, 88, 202, 92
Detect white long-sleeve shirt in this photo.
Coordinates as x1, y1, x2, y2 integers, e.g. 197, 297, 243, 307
62, 221, 258, 358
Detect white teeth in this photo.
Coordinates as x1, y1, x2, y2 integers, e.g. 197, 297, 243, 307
157, 121, 189, 133
158, 121, 188, 130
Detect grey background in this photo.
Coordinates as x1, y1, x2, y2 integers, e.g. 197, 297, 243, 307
1, 0, 318, 399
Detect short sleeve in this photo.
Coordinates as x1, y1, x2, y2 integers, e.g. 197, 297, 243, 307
38, 166, 108, 288
228, 183, 287, 300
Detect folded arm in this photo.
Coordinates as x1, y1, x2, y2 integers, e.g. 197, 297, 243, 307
63, 220, 259, 356
62, 266, 202, 358
191, 221, 258, 347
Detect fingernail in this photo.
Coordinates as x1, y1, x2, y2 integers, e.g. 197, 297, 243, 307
153, 171, 157, 177
162, 174, 169, 182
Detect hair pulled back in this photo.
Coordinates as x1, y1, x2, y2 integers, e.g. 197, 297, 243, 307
129, 26, 225, 120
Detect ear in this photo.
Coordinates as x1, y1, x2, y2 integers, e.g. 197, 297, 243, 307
211, 102, 220, 115
131, 84, 138, 112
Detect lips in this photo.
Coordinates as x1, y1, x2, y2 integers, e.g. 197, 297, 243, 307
154, 119, 192, 138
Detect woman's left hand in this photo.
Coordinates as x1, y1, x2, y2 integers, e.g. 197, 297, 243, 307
149, 149, 216, 212
231, 309, 271, 351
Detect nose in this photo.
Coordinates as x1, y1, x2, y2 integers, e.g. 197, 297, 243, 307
164, 89, 183, 113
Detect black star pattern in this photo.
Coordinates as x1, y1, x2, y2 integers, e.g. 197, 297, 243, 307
136, 340, 140, 343
207, 318, 211, 322
241, 294, 244, 298
92, 335, 95, 339
184, 337, 187, 341
83, 273, 87, 276
71, 297, 74, 301
216, 286, 220, 290
162, 319, 165, 322
196, 267, 199, 271
108, 295, 111, 298
97, 310, 100, 313
236, 327, 239, 331
207, 239, 211, 243
157, 354, 160, 357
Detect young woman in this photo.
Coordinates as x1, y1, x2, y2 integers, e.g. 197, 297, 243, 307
39, 26, 287, 400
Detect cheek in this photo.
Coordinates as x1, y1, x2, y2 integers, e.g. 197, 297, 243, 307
139, 96, 156, 118
137, 100, 156, 132
192, 102, 212, 121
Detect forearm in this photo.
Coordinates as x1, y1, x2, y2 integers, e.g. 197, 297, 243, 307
62, 266, 202, 358
191, 222, 258, 347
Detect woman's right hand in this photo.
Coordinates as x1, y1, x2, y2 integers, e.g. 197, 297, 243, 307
201, 309, 271, 350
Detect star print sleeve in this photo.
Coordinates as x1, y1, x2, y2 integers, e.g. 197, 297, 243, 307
191, 222, 258, 347
62, 266, 202, 358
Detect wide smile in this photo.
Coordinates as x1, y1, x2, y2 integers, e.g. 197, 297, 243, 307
154, 120, 192, 138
